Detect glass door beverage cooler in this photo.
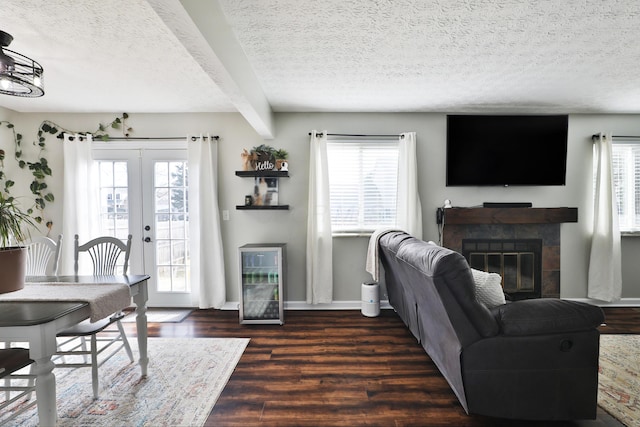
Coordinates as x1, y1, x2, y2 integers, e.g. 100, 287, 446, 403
238, 243, 286, 324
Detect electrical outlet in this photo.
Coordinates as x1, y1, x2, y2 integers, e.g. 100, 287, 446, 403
222, 210, 230, 221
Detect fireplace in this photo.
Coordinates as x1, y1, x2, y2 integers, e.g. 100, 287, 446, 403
462, 238, 542, 300
442, 207, 578, 299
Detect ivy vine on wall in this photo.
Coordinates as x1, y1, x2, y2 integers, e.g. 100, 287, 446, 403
0, 113, 132, 228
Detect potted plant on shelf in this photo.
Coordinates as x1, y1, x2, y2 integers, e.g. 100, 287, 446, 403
274, 149, 289, 171
250, 144, 276, 171
0, 182, 37, 294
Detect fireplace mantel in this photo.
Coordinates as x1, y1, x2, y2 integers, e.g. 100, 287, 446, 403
444, 207, 578, 225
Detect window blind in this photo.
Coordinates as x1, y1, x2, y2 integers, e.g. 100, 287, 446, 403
326, 140, 399, 233
612, 142, 640, 233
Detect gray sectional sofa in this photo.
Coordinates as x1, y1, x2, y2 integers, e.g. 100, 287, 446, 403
377, 231, 605, 421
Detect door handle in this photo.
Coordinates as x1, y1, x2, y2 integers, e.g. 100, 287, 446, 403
144, 237, 152, 243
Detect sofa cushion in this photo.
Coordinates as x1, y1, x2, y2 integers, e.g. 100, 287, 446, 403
471, 269, 506, 308
491, 299, 605, 336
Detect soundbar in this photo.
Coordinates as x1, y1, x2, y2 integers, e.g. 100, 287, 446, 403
483, 202, 532, 208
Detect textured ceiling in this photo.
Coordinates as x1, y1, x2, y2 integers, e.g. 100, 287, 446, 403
1, 0, 640, 122
217, 0, 640, 113
0, 0, 236, 113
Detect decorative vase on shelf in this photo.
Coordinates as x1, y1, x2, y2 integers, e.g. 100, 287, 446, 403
241, 149, 254, 171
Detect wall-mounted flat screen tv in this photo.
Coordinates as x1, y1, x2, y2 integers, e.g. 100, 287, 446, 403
446, 114, 568, 186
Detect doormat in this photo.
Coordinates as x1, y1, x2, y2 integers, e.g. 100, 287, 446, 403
121, 309, 192, 323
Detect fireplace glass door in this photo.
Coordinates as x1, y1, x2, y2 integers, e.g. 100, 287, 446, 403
463, 239, 542, 300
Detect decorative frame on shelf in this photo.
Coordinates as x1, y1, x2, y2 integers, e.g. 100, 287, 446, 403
235, 170, 290, 210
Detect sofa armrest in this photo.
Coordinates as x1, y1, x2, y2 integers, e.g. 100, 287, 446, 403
491, 299, 604, 336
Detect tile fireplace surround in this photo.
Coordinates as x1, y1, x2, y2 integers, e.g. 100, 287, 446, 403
441, 207, 578, 298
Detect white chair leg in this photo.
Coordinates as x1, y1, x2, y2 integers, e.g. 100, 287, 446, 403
81, 336, 90, 364
116, 321, 135, 363
91, 335, 99, 399
2, 343, 10, 401
25, 363, 35, 400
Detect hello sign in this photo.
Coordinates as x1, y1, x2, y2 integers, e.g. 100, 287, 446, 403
255, 159, 274, 171
252, 152, 275, 171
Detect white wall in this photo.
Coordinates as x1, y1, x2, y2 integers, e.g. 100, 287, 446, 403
0, 106, 11, 121
1, 110, 639, 305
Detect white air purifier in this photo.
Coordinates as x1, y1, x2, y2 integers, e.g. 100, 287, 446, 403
361, 282, 380, 317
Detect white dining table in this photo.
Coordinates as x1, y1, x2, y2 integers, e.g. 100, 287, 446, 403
0, 274, 149, 426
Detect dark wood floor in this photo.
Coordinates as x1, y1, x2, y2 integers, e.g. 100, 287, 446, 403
125, 307, 640, 427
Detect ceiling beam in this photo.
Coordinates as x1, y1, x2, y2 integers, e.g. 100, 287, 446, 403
147, 0, 274, 139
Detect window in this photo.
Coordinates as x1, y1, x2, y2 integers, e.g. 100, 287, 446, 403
327, 140, 399, 234
612, 141, 640, 233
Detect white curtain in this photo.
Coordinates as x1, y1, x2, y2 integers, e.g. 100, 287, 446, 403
588, 133, 622, 301
306, 130, 333, 304
187, 134, 226, 308
397, 132, 423, 239
61, 133, 98, 275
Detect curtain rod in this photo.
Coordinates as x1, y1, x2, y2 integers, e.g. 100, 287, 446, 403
591, 134, 640, 140
105, 136, 219, 141
59, 135, 219, 141
308, 132, 403, 138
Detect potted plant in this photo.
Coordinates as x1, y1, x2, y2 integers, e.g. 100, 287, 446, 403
250, 144, 276, 171
0, 188, 36, 294
274, 149, 289, 171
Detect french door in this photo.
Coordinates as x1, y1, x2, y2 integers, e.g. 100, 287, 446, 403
93, 143, 193, 307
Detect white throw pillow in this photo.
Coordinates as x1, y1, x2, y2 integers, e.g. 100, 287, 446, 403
471, 268, 506, 308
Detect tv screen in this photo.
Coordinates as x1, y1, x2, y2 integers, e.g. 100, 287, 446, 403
446, 115, 568, 186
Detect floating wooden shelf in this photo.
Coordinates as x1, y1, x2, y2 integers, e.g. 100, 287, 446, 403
236, 205, 289, 211
443, 207, 578, 225
235, 171, 289, 178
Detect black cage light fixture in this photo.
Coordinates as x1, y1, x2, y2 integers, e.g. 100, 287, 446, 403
0, 30, 44, 97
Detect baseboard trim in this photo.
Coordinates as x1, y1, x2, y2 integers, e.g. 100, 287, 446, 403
285, 300, 393, 310
219, 300, 393, 311
220, 298, 640, 311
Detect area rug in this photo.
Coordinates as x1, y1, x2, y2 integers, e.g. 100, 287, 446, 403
8, 337, 249, 426
599, 334, 640, 427
121, 309, 193, 323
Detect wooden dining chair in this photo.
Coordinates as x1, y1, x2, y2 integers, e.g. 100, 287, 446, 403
0, 348, 37, 425
26, 235, 63, 276
73, 234, 132, 276
9, 235, 64, 400
54, 234, 134, 399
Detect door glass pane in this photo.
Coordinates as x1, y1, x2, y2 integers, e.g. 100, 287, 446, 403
155, 162, 169, 187
156, 240, 170, 265
97, 161, 129, 240
154, 161, 190, 293
95, 160, 129, 274
172, 266, 188, 292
